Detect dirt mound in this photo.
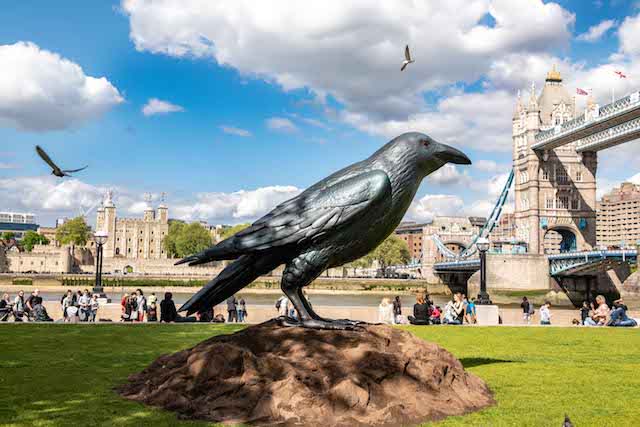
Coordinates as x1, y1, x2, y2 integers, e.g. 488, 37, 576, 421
117, 321, 494, 426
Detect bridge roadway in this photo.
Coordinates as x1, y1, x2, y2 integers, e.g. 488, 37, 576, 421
532, 92, 640, 152
431, 249, 637, 277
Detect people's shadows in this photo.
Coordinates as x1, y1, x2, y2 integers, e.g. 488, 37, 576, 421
459, 357, 516, 368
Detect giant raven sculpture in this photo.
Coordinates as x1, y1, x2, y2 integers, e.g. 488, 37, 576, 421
177, 132, 471, 329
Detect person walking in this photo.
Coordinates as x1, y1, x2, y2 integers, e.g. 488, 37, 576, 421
539, 301, 552, 325
89, 294, 99, 322
226, 295, 238, 323
237, 298, 247, 323
13, 290, 25, 321
521, 297, 532, 324
392, 296, 402, 324
78, 289, 91, 322
136, 289, 147, 322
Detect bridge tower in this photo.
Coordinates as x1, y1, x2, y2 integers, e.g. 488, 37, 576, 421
512, 67, 598, 254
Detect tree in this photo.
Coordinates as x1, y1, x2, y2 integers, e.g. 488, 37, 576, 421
55, 217, 91, 246
163, 221, 212, 259
1, 231, 15, 241
220, 223, 250, 241
368, 234, 411, 270
21, 231, 50, 252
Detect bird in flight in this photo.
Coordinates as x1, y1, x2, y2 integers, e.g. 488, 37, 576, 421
176, 132, 471, 329
35, 146, 87, 177
401, 45, 415, 71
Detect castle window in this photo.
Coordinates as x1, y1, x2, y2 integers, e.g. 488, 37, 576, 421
542, 168, 549, 180
546, 198, 554, 209
128, 248, 131, 253
571, 198, 580, 210
576, 170, 582, 182
115, 248, 120, 255
557, 168, 568, 184
557, 195, 569, 209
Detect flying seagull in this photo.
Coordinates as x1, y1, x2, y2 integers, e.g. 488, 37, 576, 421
177, 132, 471, 329
35, 146, 87, 177
401, 44, 415, 71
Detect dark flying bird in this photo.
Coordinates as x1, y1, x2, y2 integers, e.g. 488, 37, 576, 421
36, 146, 87, 177
401, 45, 415, 71
177, 132, 471, 329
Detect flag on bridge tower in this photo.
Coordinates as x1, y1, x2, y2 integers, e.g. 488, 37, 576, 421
576, 88, 589, 96
614, 70, 627, 79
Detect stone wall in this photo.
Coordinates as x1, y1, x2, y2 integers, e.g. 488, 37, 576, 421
6, 245, 72, 274
78, 257, 226, 276
468, 253, 553, 295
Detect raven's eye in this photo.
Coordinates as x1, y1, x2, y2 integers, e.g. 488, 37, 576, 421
422, 140, 429, 148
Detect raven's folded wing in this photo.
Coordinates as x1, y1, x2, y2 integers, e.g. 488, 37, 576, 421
177, 169, 392, 265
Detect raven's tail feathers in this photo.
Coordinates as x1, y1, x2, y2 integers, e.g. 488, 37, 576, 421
179, 253, 280, 315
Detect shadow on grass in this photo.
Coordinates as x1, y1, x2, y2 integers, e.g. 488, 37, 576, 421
459, 357, 516, 368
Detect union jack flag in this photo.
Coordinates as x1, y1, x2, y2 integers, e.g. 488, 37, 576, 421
576, 88, 589, 96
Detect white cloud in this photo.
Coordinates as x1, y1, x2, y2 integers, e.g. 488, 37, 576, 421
266, 117, 298, 133
141, 98, 184, 116
406, 194, 465, 222
427, 164, 470, 186
219, 125, 252, 137
0, 41, 123, 131
122, 0, 573, 145
474, 159, 508, 173
619, 14, 640, 57
172, 185, 301, 222
576, 19, 616, 42
0, 163, 19, 169
0, 176, 105, 214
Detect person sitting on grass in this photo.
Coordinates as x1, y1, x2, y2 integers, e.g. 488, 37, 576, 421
408, 294, 430, 325
579, 301, 590, 325
539, 301, 552, 325
465, 297, 477, 324
584, 295, 609, 326
160, 292, 178, 323
607, 299, 637, 327
430, 305, 442, 324
443, 293, 465, 325
147, 302, 158, 322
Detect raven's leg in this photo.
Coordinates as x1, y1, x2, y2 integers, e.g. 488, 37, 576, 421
278, 255, 363, 330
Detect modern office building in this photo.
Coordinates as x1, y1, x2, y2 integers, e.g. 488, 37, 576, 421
596, 182, 640, 248
0, 212, 38, 240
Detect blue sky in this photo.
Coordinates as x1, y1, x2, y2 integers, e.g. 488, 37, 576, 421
1, 1, 640, 226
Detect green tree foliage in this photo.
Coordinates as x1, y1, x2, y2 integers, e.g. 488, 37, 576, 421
220, 223, 250, 241
163, 221, 212, 258
348, 234, 410, 270
1, 231, 16, 241
55, 217, 91, 246
21, 231, 50, 252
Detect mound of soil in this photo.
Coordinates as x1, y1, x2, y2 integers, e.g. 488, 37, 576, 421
117, 321, 494, 426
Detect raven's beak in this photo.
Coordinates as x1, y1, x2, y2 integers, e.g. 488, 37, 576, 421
434, 142, 472, 165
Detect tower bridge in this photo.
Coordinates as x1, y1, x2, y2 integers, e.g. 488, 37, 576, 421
429, 67, 638, 304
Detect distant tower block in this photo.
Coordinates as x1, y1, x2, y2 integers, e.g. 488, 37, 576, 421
512, 66, 597, 255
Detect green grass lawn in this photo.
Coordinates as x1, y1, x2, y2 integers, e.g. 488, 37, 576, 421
0, 325, 638, 427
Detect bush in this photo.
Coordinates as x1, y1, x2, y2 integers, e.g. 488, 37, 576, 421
12, 278, 33, 286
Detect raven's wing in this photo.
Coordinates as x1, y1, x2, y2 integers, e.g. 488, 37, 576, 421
404, 45, 411, 61
35, 146, 60, 171
62, 166, 88, 173
401, 62, 408, 72
177, 170, 392, 266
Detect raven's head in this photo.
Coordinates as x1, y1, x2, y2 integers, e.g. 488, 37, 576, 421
390, 132, 471, 176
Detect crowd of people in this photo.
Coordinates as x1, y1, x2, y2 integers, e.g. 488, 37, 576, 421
60, 288, 101, 322
0, 289, 52, 322
577, 295, 637, 327
377, 292, 477, 325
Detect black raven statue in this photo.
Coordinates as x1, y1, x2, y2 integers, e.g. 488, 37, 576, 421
36, 145, 87, 177
177, 132, 471, 329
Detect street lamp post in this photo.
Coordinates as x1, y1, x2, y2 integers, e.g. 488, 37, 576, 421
93, 231, 108, 298
475, 237, 492, 305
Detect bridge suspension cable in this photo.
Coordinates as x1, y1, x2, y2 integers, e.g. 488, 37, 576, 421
431, 169, 515, 260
